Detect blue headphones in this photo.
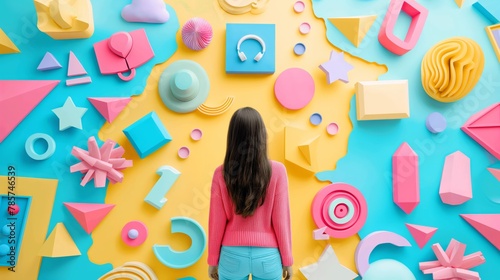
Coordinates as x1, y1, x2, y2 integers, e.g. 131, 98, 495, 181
237, 34, 266, 62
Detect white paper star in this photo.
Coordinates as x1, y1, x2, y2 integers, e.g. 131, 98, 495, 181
52, 97, 87, 131
300, 245, 358, 280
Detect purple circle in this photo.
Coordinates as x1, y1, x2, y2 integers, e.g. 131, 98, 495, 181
310, 113, 322, 125
327, 123, 339, 135
299, 23, 311, 34
294, 1, 305, 13
294, 43, 306, 55
178, 147, 190, 159
426, 112, 447, 133
128, 229, 139, 239
191, 129, 203, 141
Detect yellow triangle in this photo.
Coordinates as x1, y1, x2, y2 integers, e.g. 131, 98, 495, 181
39, 223, 81, 257
329, 15, 377, 47
0, 28, 20, 54
297, 136, 319, 165
454, 0, 465, 8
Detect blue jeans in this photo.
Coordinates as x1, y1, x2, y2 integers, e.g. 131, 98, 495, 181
218, 246, 282, 280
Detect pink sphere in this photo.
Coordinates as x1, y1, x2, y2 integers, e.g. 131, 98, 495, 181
8, 204, 19, 215
182, 18, 213, 51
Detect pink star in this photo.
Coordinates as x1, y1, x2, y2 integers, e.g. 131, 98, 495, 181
70, 136, 133, 187
419, 239, 485, 280
319, 51, 354, 84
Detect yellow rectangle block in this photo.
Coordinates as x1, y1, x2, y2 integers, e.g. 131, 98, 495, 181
486, 24, 500, 63
355, 80, 410, 121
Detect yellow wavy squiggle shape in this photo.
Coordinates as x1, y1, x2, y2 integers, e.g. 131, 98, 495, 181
421, 37, 484, 102
98, 262, 158, 280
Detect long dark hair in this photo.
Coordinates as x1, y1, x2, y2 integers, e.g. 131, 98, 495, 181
223, 107, 271, 218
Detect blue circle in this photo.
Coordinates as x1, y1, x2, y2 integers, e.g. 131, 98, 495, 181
294, 43, 306, 55
363, 259, 416, 280
0, 244, 9, 256
25, 133, 56, 160
2, 225, 9, 236
310, 113, 322, 125
128, 229, 139, 239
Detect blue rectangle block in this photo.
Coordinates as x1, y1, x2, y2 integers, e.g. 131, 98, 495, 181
0, 195, 31, 267
123, 111, 172, 158
473, 0, 500, 24
225, 23, 276, 74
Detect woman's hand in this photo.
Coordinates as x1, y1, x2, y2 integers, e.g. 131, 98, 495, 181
283, 266, 293, 280
208, 265, 219, 280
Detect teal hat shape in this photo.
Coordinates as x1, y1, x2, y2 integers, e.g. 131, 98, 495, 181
158, 60, 210, 113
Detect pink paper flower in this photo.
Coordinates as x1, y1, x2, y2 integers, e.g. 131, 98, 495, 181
70, 136, 133, 187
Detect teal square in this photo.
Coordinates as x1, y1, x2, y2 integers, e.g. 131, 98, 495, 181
123, 111, 171, 158
225, 23, 276, 74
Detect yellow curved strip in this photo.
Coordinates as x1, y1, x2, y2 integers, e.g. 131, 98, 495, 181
197, 96, 234, 116
421, 37, 484, 103
98, 262, 158, 280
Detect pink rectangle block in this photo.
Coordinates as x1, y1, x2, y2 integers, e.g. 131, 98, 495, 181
393, 142, 420, 214
66, 76, 92, 86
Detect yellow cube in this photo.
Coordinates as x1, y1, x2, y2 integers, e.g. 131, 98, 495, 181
355, 80, 410, 121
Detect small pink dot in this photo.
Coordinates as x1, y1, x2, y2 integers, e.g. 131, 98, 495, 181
8, 205, 19, 215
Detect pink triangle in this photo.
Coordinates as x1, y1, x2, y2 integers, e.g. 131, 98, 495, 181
468, 104, 500, 127
64, 202, 115, 234
68, 51, 87, 77
88, 97, 131, 123
405, 223, 438, 248
0, 80, 60, 143
461, 214, 500, 250
488, 168, 500, 182
461, 103, 500, 160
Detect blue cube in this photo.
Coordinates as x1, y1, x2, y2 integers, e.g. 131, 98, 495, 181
225, 23, 276, 74
123, 111, 171, 158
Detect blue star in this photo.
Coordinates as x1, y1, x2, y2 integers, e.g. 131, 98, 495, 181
52, 97, 87, 131
319, 51, 354, 84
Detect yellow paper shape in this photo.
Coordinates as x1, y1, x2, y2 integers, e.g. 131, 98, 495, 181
0, 28, 20, 54
0, 176, 57, 280
329, 15, 377, 47
455, 0, 466, 8
34, 0, 94, 39
98, 262, 158, 280
39, 223, 81, 257
285, 126, 319, 172
356, 80, 410, 120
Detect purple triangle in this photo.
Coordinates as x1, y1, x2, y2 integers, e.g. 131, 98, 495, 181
37, 52, 62, 71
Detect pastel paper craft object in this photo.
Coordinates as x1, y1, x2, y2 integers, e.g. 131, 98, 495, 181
405, 223, 437, 248
488, 167, 500, 182
88, 97, 131, 123
70, 136, 133, 187
419, 239, 485, 280
37, 52, 62, 70
52, 97, 87, 130
39, 223, 81, 257
153, 217, 206, 268
393, 142, 420, 214
461, 103, 500, 160
98, 262, 159, 280
363, 259, 416, 280
355, 80, 410, 120
473, 0, 500, 24
439, 151, 472, 205
355, 231, 411, 277
378, 0, 428, 55
94, 29, 154, 81
0, 80, 59, 143
68, 51, 87, 76
64, 203, 115, 234
145, 166, 181, 209
123, 111, 172, 158
300, 245, 358, 280
319, 51, 353, 84
0, 28, 20, 54
121, 0, 169, 23
461, 214, 500, 250
34, 0, 94, 39
328, 15, 377, 47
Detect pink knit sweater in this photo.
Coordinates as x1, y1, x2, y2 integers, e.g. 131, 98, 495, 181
208, 160, 293, 266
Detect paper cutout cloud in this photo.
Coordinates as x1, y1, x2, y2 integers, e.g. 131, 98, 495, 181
121, 0, 169, 23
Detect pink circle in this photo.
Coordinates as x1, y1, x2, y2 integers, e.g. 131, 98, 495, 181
178, 147, 190, 159
327, 123, 339, 135
274, 68, 315, 110
121, 221, 148, 246
8, 204, 19, 215
311, 183, 367, 238
299, 22, 311, 34
294, 1, 305, 13
334, 204, 349, 219
190, 129, 203, 141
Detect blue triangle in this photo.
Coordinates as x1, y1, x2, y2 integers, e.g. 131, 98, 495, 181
37, 52, 62, 71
